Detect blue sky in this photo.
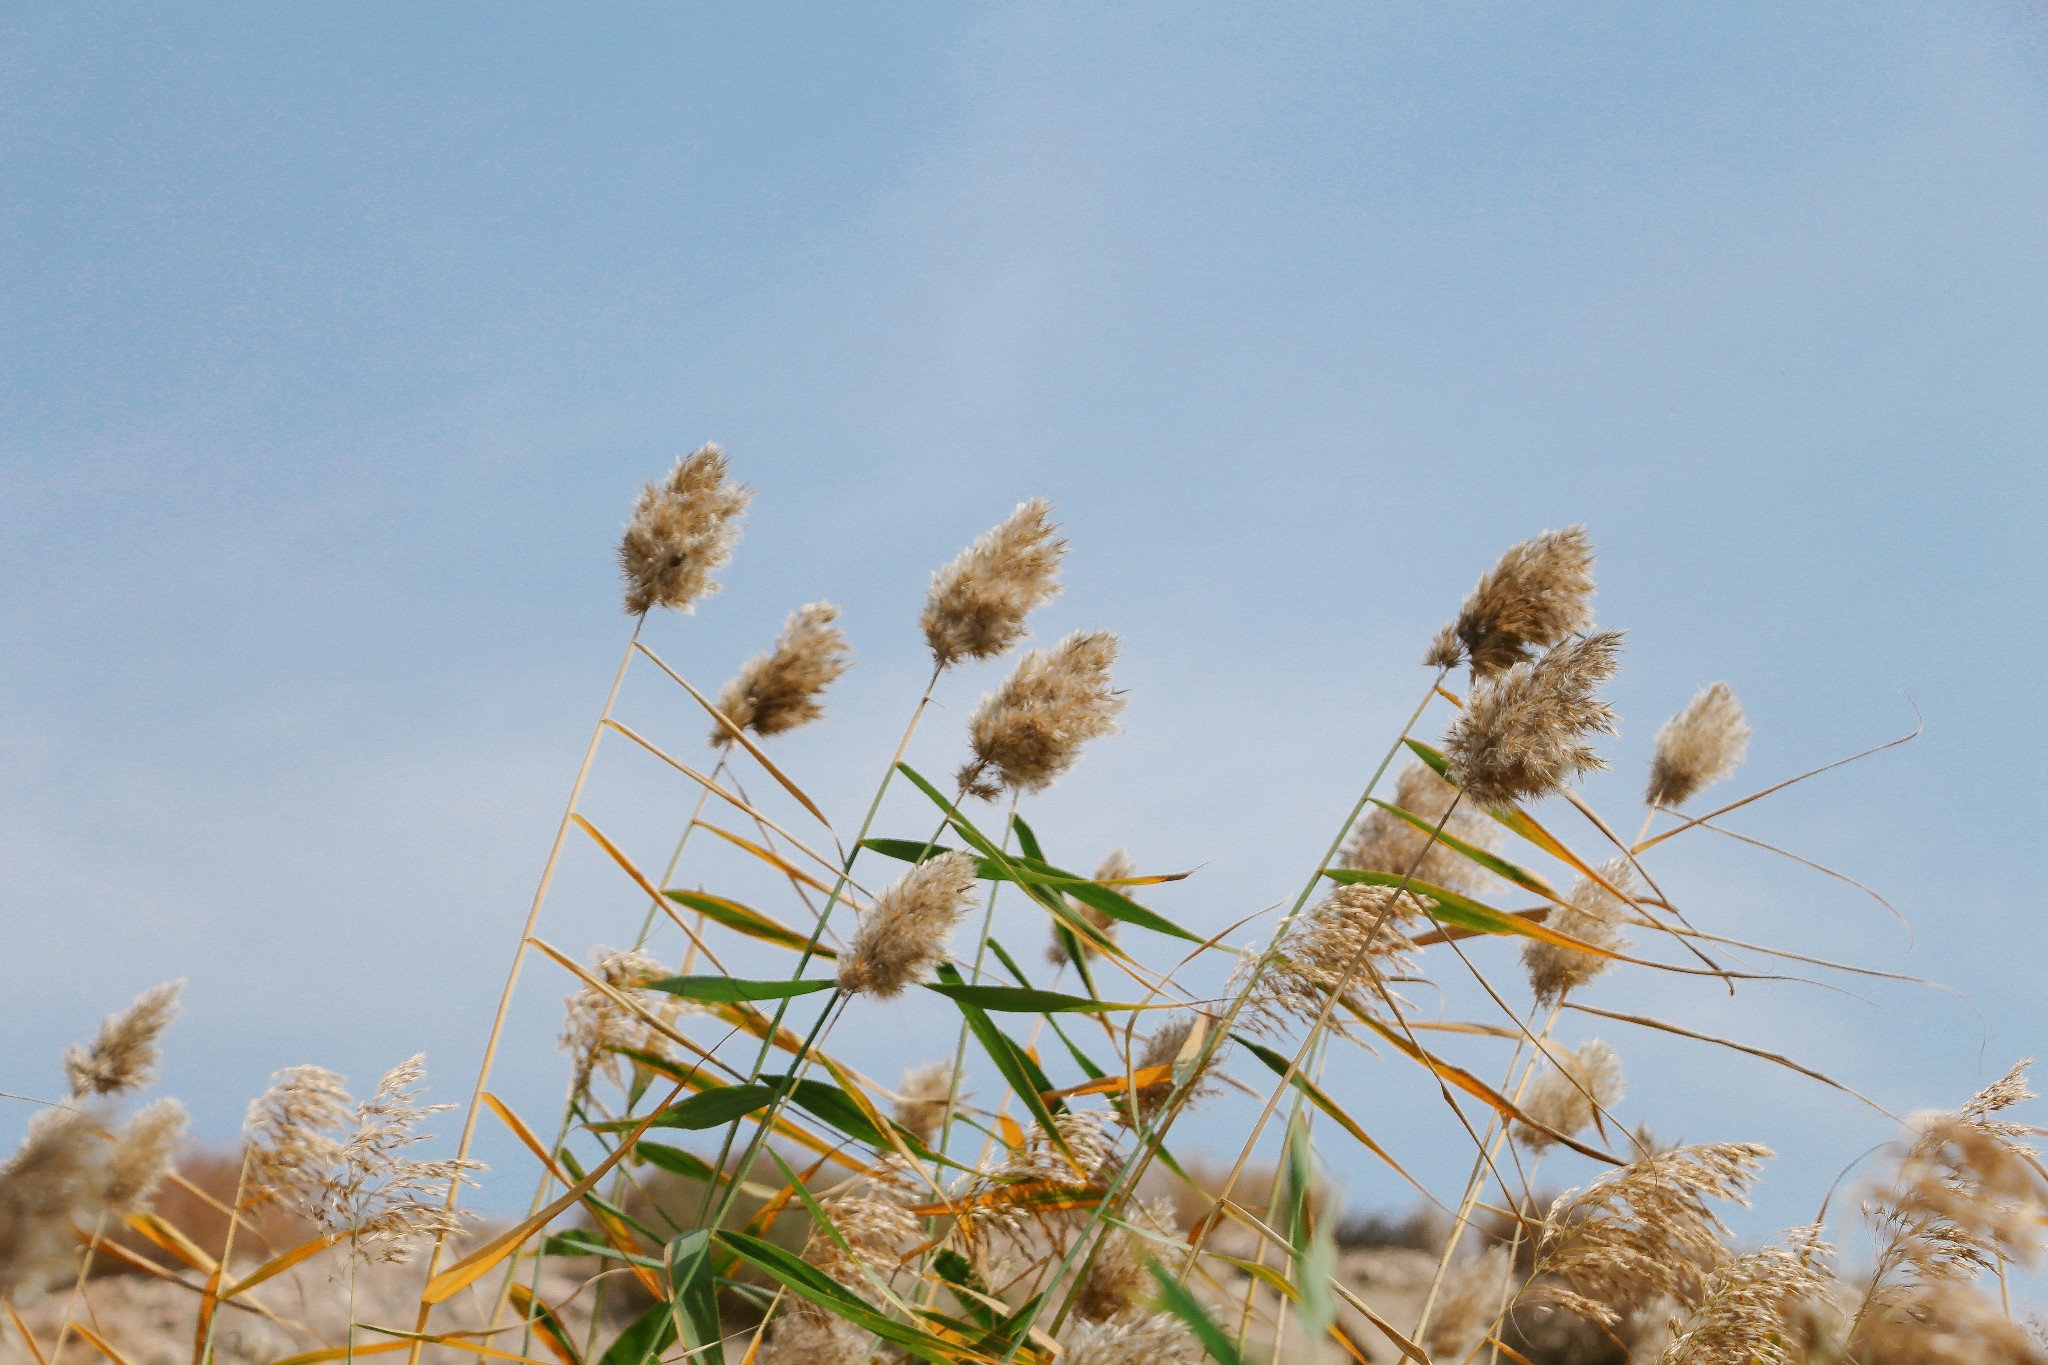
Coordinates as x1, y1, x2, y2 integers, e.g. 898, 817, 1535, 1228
4, 3, 2045, 1244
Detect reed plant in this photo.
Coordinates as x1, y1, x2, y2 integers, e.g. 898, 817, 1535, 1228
2, 450, 2042, 1365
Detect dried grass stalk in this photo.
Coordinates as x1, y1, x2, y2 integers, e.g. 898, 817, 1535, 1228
618, 442, 751, 615
1444, 631, 1624, 807
1425, 525, 1597, 677
712, 601, 853, 745
838, 850, 980, 998
1647, 682, 1751, 810
958, 629, 1124, 801
922, 497, 1066, 668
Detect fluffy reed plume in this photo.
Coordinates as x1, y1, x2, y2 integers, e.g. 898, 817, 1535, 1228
618, 442, 752, 616
246, 1064, 354, 1218
1514, 1040, 1626, 1153
1523, 858, 1636, 1007
1059, 1312, 1204, 1365
1238, 884, 1426, 1036
63, 980, 182, 1098
1421, 1245, 1513, 1360
1647, 683, 1751, 810
1443, 630, 1624, 807
1850, 1062, 2048, 1361
761, 1163, 924, 1365
1659, 1225, 1831, 1365
1425, 525, 1597, 677
1070, 1198, 1186, 1324
1114, 1013, 1219, 1129
837, 850, 980, 998
757, 1310, 873, 1365
1048, 847, 1131, 966
246, 1058, 478, 1262
711, 601, 853, 745
103, 1097, 189, 1215
958, 629, 1124, 801
964, 1112, 1120, 1242
0, 1106, 105, 1303
921, 497, 1066, 668
890, 1060, 959, 1147
1525, 1142, 1771, 1327
558, 946, 677, 1092
1340, 761, 1502, 895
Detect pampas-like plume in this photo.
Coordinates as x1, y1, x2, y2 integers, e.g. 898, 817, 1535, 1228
1514, 1040, 1626, 1153
618, 442, 752, 616
1048, 847, 1132, 967
1059, 1312, 1204, 1365
761, 1162, 925, 1365
890, 1061, 959, 1147
1114, 1013, 1219, 1130
957, 630, 1125, 801
1425, 526, 1597, 678
1443, 631, 1624, 807
1522, 859, 1636, 1007
837, 850, 980, 998
1340, 761, 1502, 896
1526, 1142, 1771, 1327
558, 947, 678, 1092
1422, 1245, 1514, 1361
1070, 1198, 1185, 1324
1239, 884, 1426, 1037
921, 497, 1066, 668
1660, 1225, 1832, 1365
103, 1097, 188, 1215
246, 1058, 479, 1263
1647, 683, 1751, 810
0, 1106, 105, 1303
64, 980, 182, 1097
711, 601, 853, 745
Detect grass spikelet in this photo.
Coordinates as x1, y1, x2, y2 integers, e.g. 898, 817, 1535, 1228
245, 1064, 354, 1219
1425, 525, 1597, 677
63, 980, 182, 1098
0, 1106, 105, 1302
889, 1060, 959, 1147
837, 849, 980, 998
1238, 884, 1425, 1037
1660, 1225, 1832, 1365
1340, 760, 1502, 895
958, 629, 1125, 801
324, 1055, 479, 1262
558, 946, 677, 1092
103, 1097, 188, 1215
1513, 1040, 1625, 1153
711, 601, 853, 745
1522, 858, 1635, 1007
1048, 847, 1131, 966
1647, 682, 1751, 810
1443, 630, 1624, 807
921, 497, 1066, 668
617, 442, 752, 616
1059, 1312, 1203, 1365
1525, 1141, 1771, 1327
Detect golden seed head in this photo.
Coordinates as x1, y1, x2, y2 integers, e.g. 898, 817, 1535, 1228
64, 980, 183, 1098
617, 442, 752, 616
957, 629, 1125, 801
558, 947, 679, 1092
712, 601, 853, 746
921, 497, 1066, 669
1339, 761, 1502, 895
1048, 847, 1132, 967
103, 1097, 188, 1215
1239, 884, 1428, 1037
1663, 1225, 1833, 1365
1425, 525, 1597, 678
1443, 630, 1624, 807
837, 850, 980, 998
1647, 682, 1751, 810
1522, 858, 1636, 1006
1514, 1039, 1626, 1152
